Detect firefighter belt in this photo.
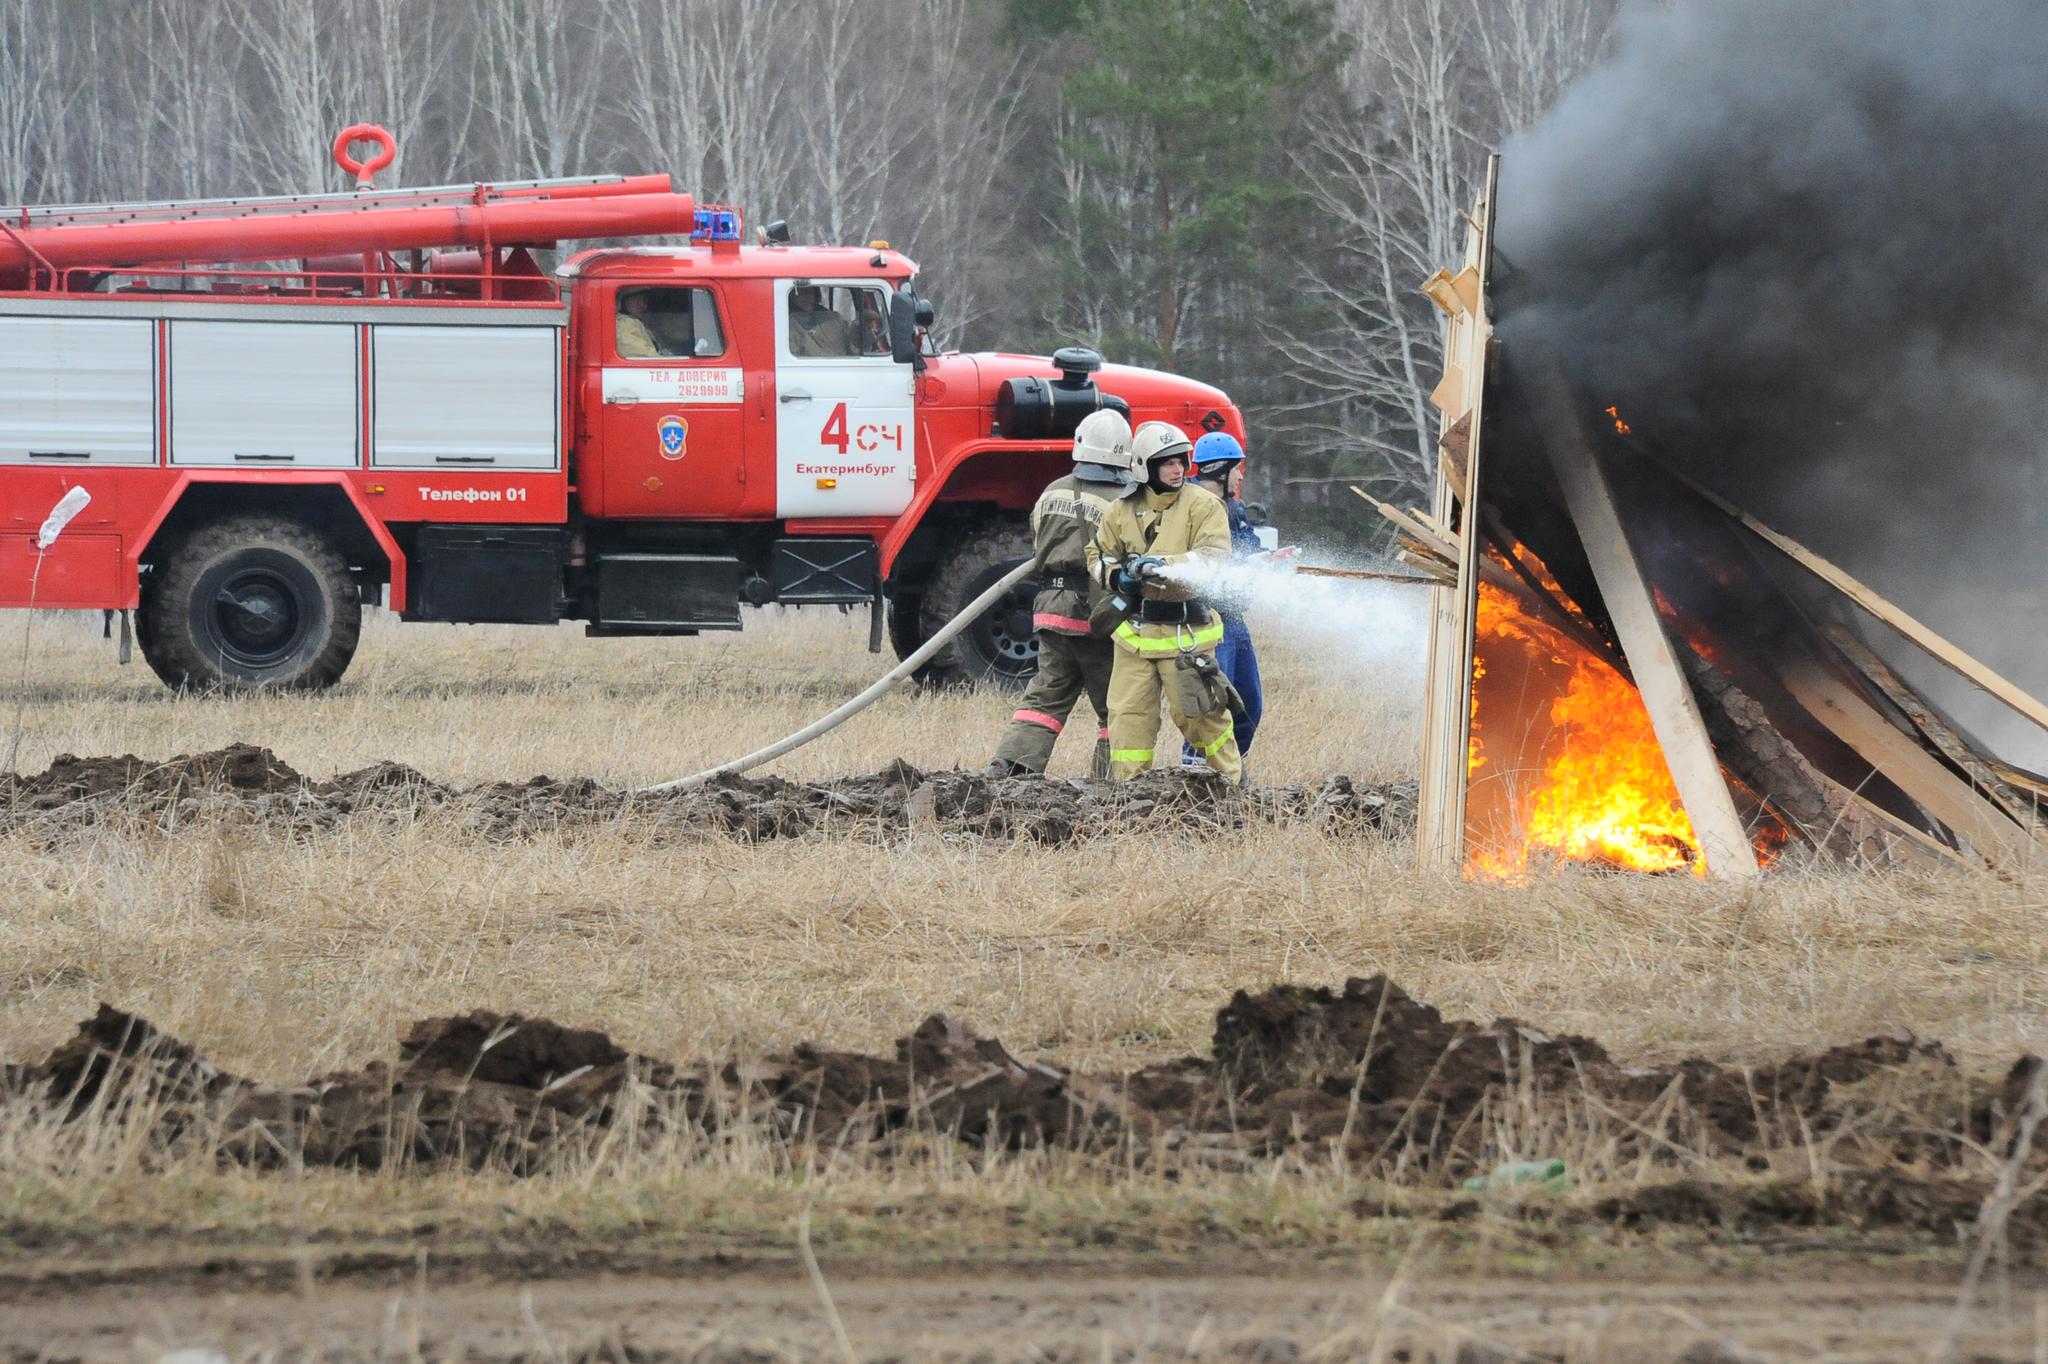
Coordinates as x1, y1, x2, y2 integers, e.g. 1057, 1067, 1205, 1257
1104, 617, 1240, 782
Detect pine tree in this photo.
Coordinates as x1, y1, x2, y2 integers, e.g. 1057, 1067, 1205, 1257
1017, 0, 1341, 373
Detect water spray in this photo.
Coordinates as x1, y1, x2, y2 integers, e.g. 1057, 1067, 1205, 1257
1151, 551, 1433, 671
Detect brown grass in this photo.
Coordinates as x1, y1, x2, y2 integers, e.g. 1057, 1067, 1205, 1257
0, 605, 1420, 787
3, 599, 2048, 1332
0, 603, 2043, 1078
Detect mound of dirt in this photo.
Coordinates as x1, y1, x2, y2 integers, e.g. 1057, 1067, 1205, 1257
0, 744, 1411, 845
5, 978, 2035, 1231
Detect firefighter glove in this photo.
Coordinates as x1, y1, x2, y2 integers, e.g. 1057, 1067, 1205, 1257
1113, 555, 1163, 598
1127, 554, 1167, 583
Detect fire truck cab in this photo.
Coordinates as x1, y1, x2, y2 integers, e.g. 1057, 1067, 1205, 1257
0, 128, 1245, 692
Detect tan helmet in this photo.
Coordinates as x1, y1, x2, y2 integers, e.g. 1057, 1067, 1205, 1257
1072, 409, 1138, 479
1132, 420, 1194, 471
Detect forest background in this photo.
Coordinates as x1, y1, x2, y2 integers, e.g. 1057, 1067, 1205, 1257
0, 0, 1618, 536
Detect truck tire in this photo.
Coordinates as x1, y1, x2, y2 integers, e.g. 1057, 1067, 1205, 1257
138, 515, 361, 692
885, 593, 932, 679
916, 522, 1040, 690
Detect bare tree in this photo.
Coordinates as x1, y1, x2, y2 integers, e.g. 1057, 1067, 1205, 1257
699, 0, 799, 217
1469, 0, 1616, 133
788, 0, 909, 245
0, 0, 73, 204
100, 0, 245, 200
1273, 0, 1613, 495
223, 0, 334, 192
883, 0, 1033, 347
474, 0, 608, 179
610, 0, 722, 196
328, 0, 474, 185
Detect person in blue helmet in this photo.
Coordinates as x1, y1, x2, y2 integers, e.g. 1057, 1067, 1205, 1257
1183, 431, 1265, 771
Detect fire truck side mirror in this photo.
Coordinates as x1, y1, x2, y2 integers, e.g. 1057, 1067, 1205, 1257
913, 298, 935, 329
888, 287, 925, 372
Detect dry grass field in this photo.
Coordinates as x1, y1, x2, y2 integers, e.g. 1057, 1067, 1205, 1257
5, 601, 2048, 1360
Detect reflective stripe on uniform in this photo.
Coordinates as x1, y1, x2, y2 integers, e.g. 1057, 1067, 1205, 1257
1199, 723, 1235, 756
1033, 612, 1093, 634
1013, 709, 1063, 733
1112, 619, 1225, 654
1108, 748, 1154, 763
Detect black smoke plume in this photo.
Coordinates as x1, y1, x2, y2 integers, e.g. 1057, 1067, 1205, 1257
1492, 0, 2048, 716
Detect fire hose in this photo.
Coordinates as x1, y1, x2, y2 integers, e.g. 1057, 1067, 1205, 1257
637, 560, 1036, 794
635, 556, 1425, 795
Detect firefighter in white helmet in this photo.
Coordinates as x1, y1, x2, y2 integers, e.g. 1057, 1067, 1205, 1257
986, 409, 1140, 778
1086, 421, 1242, 781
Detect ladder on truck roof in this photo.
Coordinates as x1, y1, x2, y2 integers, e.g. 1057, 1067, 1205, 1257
3, 174, 670, 231
0, 125, 704, 294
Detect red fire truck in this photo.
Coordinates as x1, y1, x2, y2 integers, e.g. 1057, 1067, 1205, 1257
0, 127, 1243, 691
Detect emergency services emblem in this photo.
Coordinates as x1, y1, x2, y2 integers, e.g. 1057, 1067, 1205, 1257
657, 415, 689, 461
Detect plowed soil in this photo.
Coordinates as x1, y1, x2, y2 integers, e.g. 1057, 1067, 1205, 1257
0, 744, 1408, 843
7, 977, 2040, 1241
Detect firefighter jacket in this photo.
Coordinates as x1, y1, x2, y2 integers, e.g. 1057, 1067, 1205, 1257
1029, 472, 1120, 637
1087, 483, 1232, 608
616, 314, 660, 359
1088, 483, 1234, 657
790, 308, 855, 357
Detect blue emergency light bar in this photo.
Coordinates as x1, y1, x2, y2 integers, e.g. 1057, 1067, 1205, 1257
692, 209, 740, 241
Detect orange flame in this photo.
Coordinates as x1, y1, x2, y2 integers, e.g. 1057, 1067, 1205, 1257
1604, 405, 1632, 436
1470, 582, 1700, 877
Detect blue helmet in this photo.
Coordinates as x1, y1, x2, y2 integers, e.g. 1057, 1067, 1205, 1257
1191, 431, 1245, 475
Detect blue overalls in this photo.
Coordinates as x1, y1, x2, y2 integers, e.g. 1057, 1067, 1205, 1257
1183, 497, 1263, 763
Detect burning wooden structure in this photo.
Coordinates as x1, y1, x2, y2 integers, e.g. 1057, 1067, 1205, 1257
1386, 157, 2048, 878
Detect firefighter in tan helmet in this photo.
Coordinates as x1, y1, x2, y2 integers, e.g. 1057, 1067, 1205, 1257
986, 409, 1139, 778
1086, 421, 1243, 781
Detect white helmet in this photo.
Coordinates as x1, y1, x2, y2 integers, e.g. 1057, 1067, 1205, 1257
1131, 421, 1193, 470
1072, 409, 1138, 481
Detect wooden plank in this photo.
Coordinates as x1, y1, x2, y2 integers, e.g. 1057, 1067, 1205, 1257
1532, 370, 1759, 881
1638, 453, 2048, 739
1777, 660, 2037, 867
1438, 413, 1472, 490
1410, 508, 1457, 543
1353, 486, 1458, 560
1411, 155, 1499, 875
1396, 532, 1456, 567
1293, 565, 1438, 586
1811, 771, 1978, 870
1395, 550, 1457, 584
1823, 625, 2048, 841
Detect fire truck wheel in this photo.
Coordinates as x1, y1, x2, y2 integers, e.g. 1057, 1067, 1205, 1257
138, 516, 361, 692
917, 523, 1039, 690
885, 594, 930, 674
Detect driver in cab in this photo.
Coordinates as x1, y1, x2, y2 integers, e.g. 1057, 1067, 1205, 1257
789, 285, 856, 358
616, 289, 695, 359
